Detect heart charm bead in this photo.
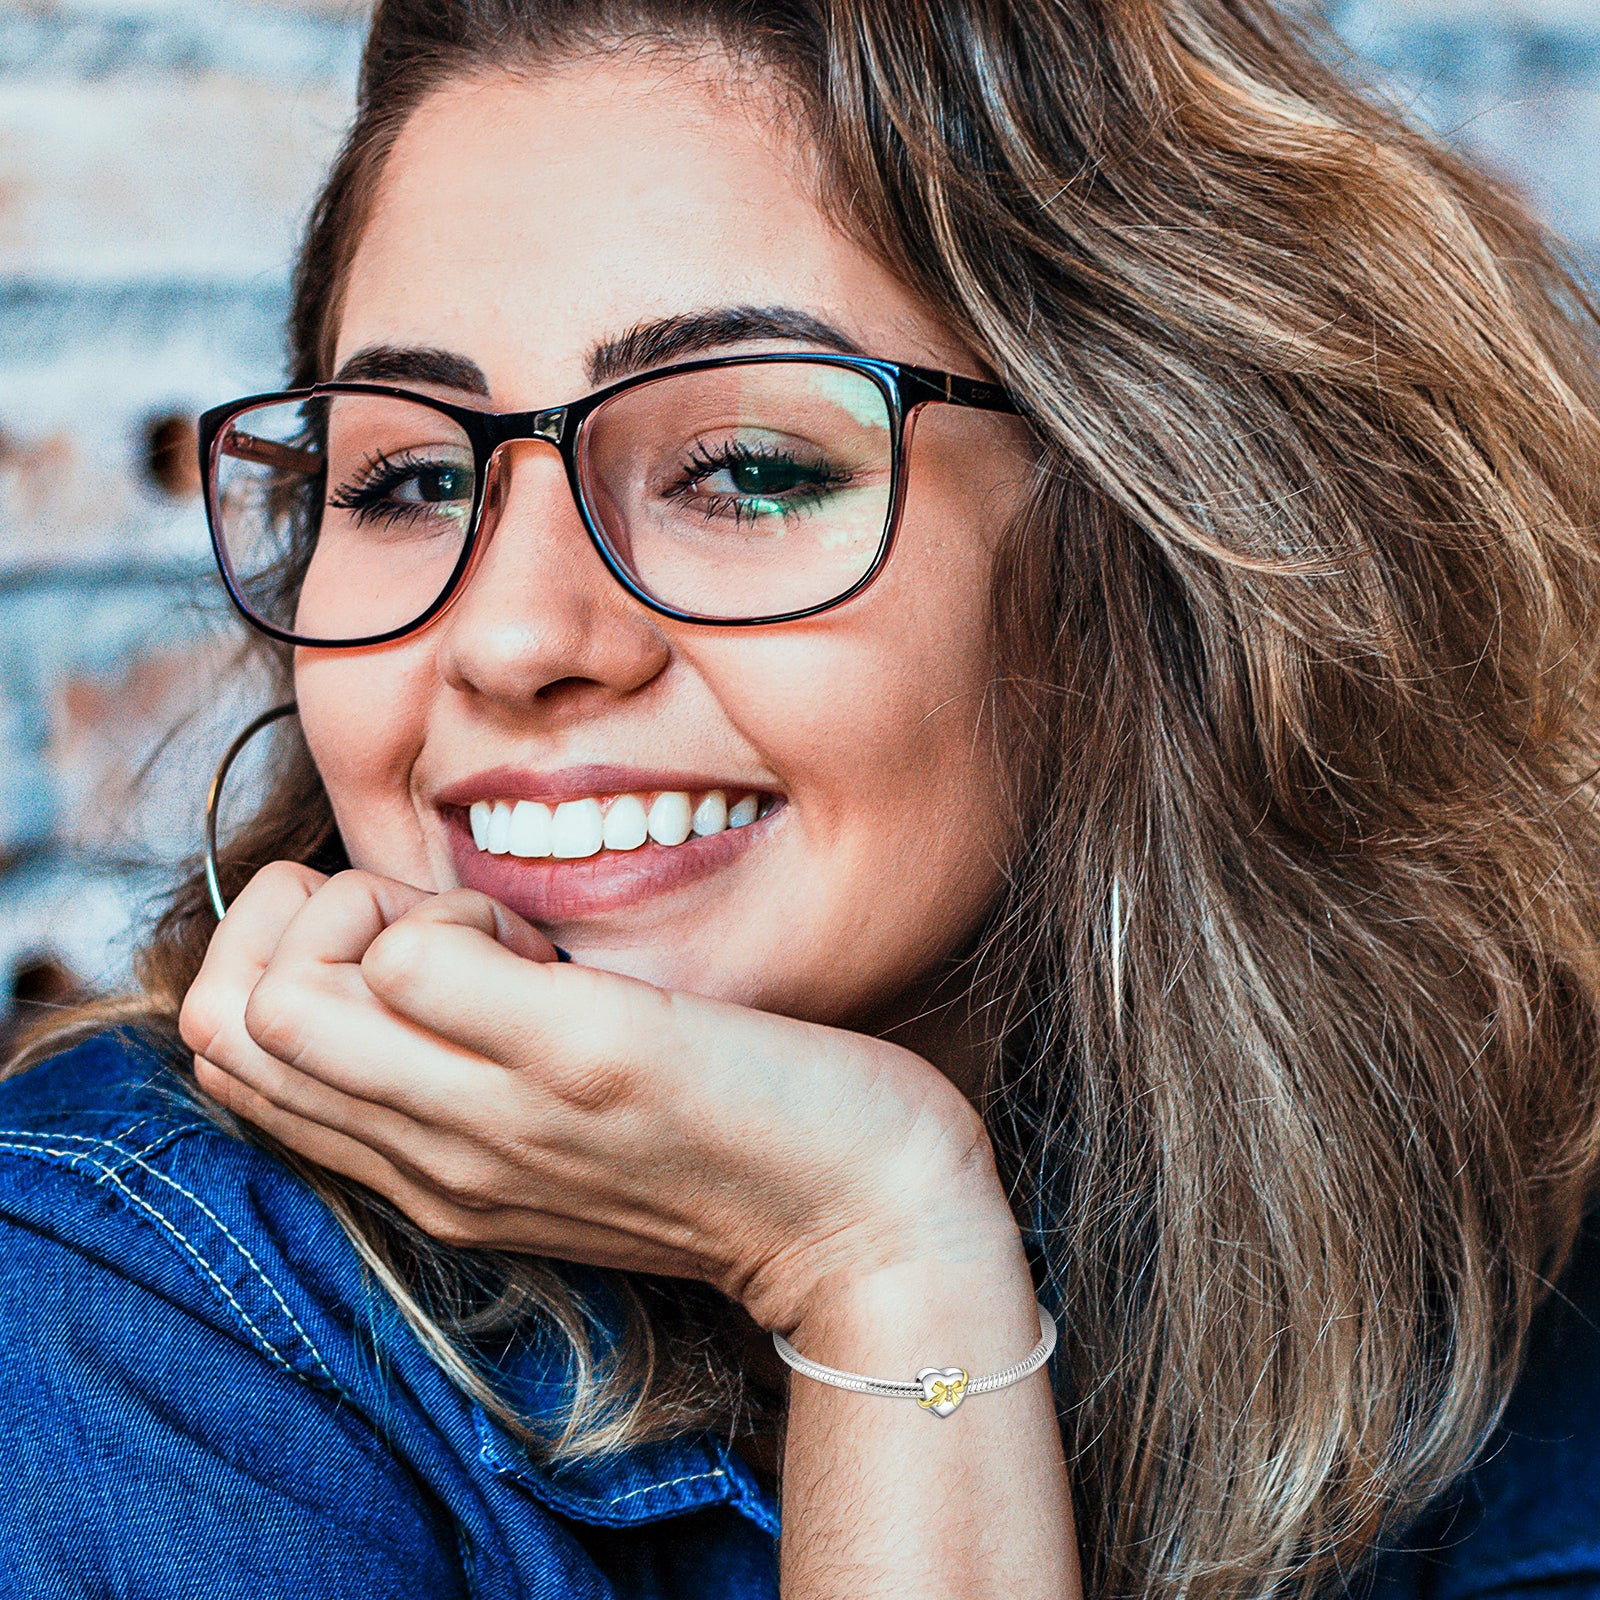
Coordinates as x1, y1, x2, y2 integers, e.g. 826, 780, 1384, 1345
915, 1367, 970, 1417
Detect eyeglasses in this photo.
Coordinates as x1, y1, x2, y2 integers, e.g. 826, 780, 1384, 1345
198, 352, 1021, 643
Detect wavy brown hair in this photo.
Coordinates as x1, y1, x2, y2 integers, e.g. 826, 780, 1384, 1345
16, 2, 1600, 1597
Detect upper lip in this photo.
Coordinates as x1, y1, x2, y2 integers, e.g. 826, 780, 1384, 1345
434, 764, 778, 810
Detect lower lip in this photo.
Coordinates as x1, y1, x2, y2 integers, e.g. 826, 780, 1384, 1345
443, 802, 783, 924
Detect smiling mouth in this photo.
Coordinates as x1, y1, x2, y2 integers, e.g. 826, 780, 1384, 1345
444, 785, 784, 924
466, 787, 779, 859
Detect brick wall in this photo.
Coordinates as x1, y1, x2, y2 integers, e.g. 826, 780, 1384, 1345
2, 0, 1597, 1027
0, 0, 362, 1026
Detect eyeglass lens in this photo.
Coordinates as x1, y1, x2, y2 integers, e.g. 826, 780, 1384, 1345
209, 361, 897, 639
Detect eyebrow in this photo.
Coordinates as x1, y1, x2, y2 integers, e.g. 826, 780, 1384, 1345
584, 305, 866, 385
332, 345, 491, 393
331, 305, 866, 402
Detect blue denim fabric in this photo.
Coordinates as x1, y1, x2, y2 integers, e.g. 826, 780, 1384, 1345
0, 1031, 778, 1598
1361, 1196, 1600, 1600
0, 1028, 1594, 1597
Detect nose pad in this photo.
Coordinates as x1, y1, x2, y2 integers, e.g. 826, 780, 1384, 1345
476, 444, 513, 547
448, 437, 596, 616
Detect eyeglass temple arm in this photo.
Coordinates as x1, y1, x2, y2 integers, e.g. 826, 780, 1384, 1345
218, 425, 323, 476
896, 364, 1021, 416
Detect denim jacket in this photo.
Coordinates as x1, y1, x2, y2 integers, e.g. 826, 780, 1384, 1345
0, 1029, 1594, 1597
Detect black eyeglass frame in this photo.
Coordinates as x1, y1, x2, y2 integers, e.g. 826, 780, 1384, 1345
198, 351, 1022, 645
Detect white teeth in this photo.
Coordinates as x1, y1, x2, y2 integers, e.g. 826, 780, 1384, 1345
551, 798, 604, 858
508, 800, 553, 858
647, 791, 693, 847
603, 794, 649, 851
487, 800, 513, 854
692, 791, 727, 836
472, 788, 769, 853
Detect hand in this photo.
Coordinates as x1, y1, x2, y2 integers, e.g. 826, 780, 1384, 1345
178, 864, 1022, 1332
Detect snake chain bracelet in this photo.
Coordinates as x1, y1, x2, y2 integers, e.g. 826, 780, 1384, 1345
772, 1300, 1057, 1417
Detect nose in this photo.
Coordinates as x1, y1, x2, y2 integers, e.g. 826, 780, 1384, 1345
432, 439, 671, 713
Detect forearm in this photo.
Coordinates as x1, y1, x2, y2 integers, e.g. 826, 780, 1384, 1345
776, 1227, 1081, 1599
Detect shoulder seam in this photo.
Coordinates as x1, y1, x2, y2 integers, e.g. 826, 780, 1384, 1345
0, 1130, 347, 1401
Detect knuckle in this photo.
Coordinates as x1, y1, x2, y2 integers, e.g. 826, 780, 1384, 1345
241, 969, 307, 1063
411, 1197, 487, 1248
430, 1154, 502, 1211
360, 919, 430, 990
257, 859, 318, 893
239, 859, 323, 914
325, 867, 378, 894
552, 1054, 629, 1114
177, 984, 225, 1058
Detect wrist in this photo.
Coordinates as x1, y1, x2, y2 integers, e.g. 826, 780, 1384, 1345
740, 1099, 1021, 1330
749, 1186, 1029, 1345
772, 1228, 1045, 1400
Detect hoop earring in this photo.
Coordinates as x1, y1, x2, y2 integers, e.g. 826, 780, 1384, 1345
200, 700, 575, 963
204, 702, 298, 921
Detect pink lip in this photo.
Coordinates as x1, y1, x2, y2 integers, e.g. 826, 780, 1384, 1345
436, 764, 772, 809
438, 790, 787, 921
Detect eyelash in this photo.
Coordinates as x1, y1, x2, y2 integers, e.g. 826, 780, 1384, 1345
327, 449, 461, 525
670, 440, 851, 524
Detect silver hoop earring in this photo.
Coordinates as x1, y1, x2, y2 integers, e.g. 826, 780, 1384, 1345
204, 702, 299, 921
200, 700, 575, 963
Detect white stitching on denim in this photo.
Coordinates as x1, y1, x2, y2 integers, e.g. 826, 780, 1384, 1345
113, 1149, 339, 1392
103, 1126, 202, 1182
0, 1125, 184, 1146
0, 1125, 336, 1388
0, 1124, 205, 1175
0, 1130, 343, 1398
0, 1138, 300, 1380
602, 1469, 726, 1508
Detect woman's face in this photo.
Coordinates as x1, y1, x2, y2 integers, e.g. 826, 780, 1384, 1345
300, 53, 1032, 1034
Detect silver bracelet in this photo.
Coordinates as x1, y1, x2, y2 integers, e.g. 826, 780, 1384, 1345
771, 1300, 1057, 1417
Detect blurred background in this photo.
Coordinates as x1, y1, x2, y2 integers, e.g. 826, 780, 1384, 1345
2, 0, 1598, 1042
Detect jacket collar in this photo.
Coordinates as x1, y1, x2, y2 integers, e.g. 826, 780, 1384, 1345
466, 1278, 780, 1537
472, 1403, 779, 1534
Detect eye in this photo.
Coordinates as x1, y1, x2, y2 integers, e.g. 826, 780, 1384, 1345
671, 439, 851, 525
392, 463, 472, 504
327, 450, 475, 528
723, 456, 826, 498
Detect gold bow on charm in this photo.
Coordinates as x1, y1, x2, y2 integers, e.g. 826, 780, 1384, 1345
915, 1366, 970, 1417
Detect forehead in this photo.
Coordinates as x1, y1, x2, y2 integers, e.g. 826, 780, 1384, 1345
335, 56, 960, 405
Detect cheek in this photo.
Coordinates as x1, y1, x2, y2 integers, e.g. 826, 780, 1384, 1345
699, 492, 1015, 947
293, 650, 434, 880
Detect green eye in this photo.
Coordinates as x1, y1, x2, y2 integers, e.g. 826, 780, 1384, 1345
402, 465, 472, 503
729, 458, 818, 497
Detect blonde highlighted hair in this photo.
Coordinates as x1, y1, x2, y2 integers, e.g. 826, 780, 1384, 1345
16, 2, 1600, 1596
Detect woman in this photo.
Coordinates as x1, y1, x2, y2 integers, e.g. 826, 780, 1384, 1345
7, 0, 1600, 1595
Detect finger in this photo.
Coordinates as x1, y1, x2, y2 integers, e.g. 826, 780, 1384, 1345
194, 1041, 435, 1162
391, 888, 562, 963
194, 1051, 528, 1221
236, 870, 456, 1091
196, 1057, 702, 1270
268, 869, 434, 971
358, 888, 560, 1015
224, 973, 500, 1137
360, 913, 642, 1073
179, 860, 327, 1062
